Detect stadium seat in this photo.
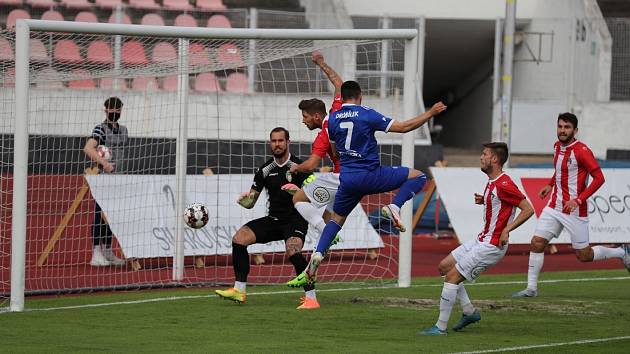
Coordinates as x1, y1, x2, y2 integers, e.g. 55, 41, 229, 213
26, 0, 57, 9
87, 40, 113, 64
108, 12, 132, 24
128, 0, 160, 10
3, 68, 15, 88
74, 11, 98, 23
99, 77, 127, 90
206, 14, 231, 28
217, 43, 243, 67
189, 43, 210, 67
131, 76, 159, 91
60, 0, 91, 9
163, 0, 192, 11
196, 0, 226, 11
30, 39, 49, 63
0, 38, 14, 62
0, 0, 23, 7
68, 69, 96, 89
140, 13, 165, 26
54, 39, 83, 64
162, 75, 178, 91
225, 72, 247, 93
122, 41, 148, 65
151, 42, 177, 64
41, 10, 64, 21
7, 9, 31, 31
95, 0, 122, 9
194, 72, 221, 92
174, 14, 197, 27
34, 67, 63, 89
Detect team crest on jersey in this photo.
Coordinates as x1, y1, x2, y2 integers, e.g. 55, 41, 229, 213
312, 187, 331, 204
285, 170, 292, 182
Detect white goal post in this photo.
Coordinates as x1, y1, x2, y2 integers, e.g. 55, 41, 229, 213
10, 20, 426, 312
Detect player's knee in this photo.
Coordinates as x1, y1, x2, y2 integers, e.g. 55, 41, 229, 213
292, 189, 308, 204
530, 236, 547, 252
233, 227, 255, 246
437, 261, 451, 276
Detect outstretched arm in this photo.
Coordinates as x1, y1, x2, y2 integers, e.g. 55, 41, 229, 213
290, 154, 323, 174
312, 51, 343, 93
388, 102, 447, 133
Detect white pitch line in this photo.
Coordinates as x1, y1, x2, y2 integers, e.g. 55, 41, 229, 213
9, 275, 629, 313
452, 335, 630, 354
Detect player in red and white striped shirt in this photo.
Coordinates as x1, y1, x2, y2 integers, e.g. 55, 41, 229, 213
420, 143, 534, 335
513, 113, 630, 298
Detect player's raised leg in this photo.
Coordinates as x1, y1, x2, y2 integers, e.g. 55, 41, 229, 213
285, 236, 319, 309
381, 168, 427, 232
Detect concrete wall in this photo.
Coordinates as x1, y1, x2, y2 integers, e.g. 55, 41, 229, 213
580, 102, 630, 159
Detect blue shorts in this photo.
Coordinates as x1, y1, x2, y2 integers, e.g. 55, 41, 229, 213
333, 166, 409, 216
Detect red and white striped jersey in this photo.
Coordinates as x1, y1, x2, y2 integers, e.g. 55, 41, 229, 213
312, 93, 342, 173
478, 173, 526, 246
547, 140, 600, 217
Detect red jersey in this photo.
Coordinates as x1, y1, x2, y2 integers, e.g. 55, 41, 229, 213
311, 93, 342, 173
477, 173, 526, 247
547, 140, 603, 217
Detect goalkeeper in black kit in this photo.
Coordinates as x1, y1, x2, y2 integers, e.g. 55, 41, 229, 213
215, 127, 320, 309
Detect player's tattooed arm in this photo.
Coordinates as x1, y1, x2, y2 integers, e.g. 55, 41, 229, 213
312, 51, 343, 92
237, 189, 260, 209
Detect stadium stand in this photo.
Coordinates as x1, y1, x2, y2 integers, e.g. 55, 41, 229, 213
0, 37, 13, 62
86, 40, 114, 64
99, 77, 127, 90
75, 11, 98, 23
108, 12, 132, 24
7, 9, 31, 31
0, 0, 22, 6
131, 76, 159, 91
206, 14, 231, 28
60, 0, 91, 10
151, 41, 177, 63
34, 67, 63, 88
225, 72, 247, 92
95, 0, 123, 10
128, 0, 160, 10
2, 68, 15, 87
41, 10, 65, 21
26, 0, 57, 9
163, 0, 193, 11
54, 39, 83, 64
189, 43, 211, 66
122, 40, 148, 65
67, 68, 96, 89
140, 13, 165, 26
162, 75, 178, 91
217, 42, 243, 66
30, 38, 49, 63
174, 13, 197, 27
196, 0, 226, 11
194, 72, 221, 92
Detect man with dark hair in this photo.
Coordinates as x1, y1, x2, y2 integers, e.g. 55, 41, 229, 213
215, 127, 320, 309
420, 143, 534, 335
287, 80, 447, 287
513, 113, 630, 297
83, 96, 127, 266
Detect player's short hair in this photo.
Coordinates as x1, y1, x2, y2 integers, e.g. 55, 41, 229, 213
557, 112, 578, 128
341, 80, 362, 101
104, 97, 123, 110
270, 127, 289, 141
483, 142, 509, 166
298, 98, 327, 117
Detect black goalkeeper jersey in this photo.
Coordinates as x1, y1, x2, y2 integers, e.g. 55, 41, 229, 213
251, 154, 312, 220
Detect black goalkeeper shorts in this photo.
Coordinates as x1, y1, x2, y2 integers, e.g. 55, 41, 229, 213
244, 216, 308, 244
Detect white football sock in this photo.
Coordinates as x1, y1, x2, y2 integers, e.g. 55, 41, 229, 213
592, 246, 625, 261
527, 252, 544, 291
305, 289, 317, 300
295, 202, 326, 234
457, 284, 475, 316
234, 281, 247, 292
436, 282, 459, 331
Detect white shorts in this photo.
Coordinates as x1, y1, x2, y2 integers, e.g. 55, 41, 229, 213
452, 239, 506, 282
534, 206, 589, 249
302, 173, 339, 211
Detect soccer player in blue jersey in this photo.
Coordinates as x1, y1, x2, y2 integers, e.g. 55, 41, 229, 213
287, 80, 446, 287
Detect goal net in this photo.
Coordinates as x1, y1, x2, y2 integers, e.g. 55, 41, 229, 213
1, 22, 424, 309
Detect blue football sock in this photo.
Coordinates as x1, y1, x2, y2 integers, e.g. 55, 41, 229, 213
315, 220, 342, 254
393, 174, 427, 208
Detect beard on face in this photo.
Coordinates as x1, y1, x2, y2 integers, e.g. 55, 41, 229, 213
272, 146, 286, 158
558, 131, 574, 142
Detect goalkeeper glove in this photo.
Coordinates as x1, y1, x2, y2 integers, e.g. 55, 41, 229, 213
237, 191, 256, 208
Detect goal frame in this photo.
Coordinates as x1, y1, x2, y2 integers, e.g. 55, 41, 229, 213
11, 19, 424, 312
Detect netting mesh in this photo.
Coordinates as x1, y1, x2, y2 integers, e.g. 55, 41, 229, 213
0, 28, 417, 302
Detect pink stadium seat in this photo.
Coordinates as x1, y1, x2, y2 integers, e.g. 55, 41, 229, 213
41, 10, 64, 21
206, 14, 231, 28
100, 77, 127, 90
225, 72, 247, 93
194, 72, 221, 92
35, 67, 63, 89
7, 9, 31, 31
140, 13, 165, 26
196, 0, 226, 11
128, 0, 160, 10
26, 0, 57, 9
0, 0, 23, 7
54, 39, 83, 64
30, 39, 49, 63
95, 0, 121, 9
174, 14, 197, 27
75, 11, 98, 23
152, 42, 177, 64
217, 43, 243, 67
0, 38, 14, 61
189, 43, 210, 67
131, 76, 159, 91
122, 41, 148, 65
87, 40, 113, 64
60, 0, 91, 9
3, 68, 15, 88
163, 0, 192, 11
68, 69, 96, 89
162, 75, 178, 91
108, 12, 132, 24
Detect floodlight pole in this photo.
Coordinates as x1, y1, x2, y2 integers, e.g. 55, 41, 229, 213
501, 0, 516, 166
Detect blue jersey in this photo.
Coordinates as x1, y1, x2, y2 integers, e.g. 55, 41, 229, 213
328, 104, 393, 173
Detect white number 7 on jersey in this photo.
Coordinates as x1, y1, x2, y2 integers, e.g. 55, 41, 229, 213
339, 122, 354, 150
